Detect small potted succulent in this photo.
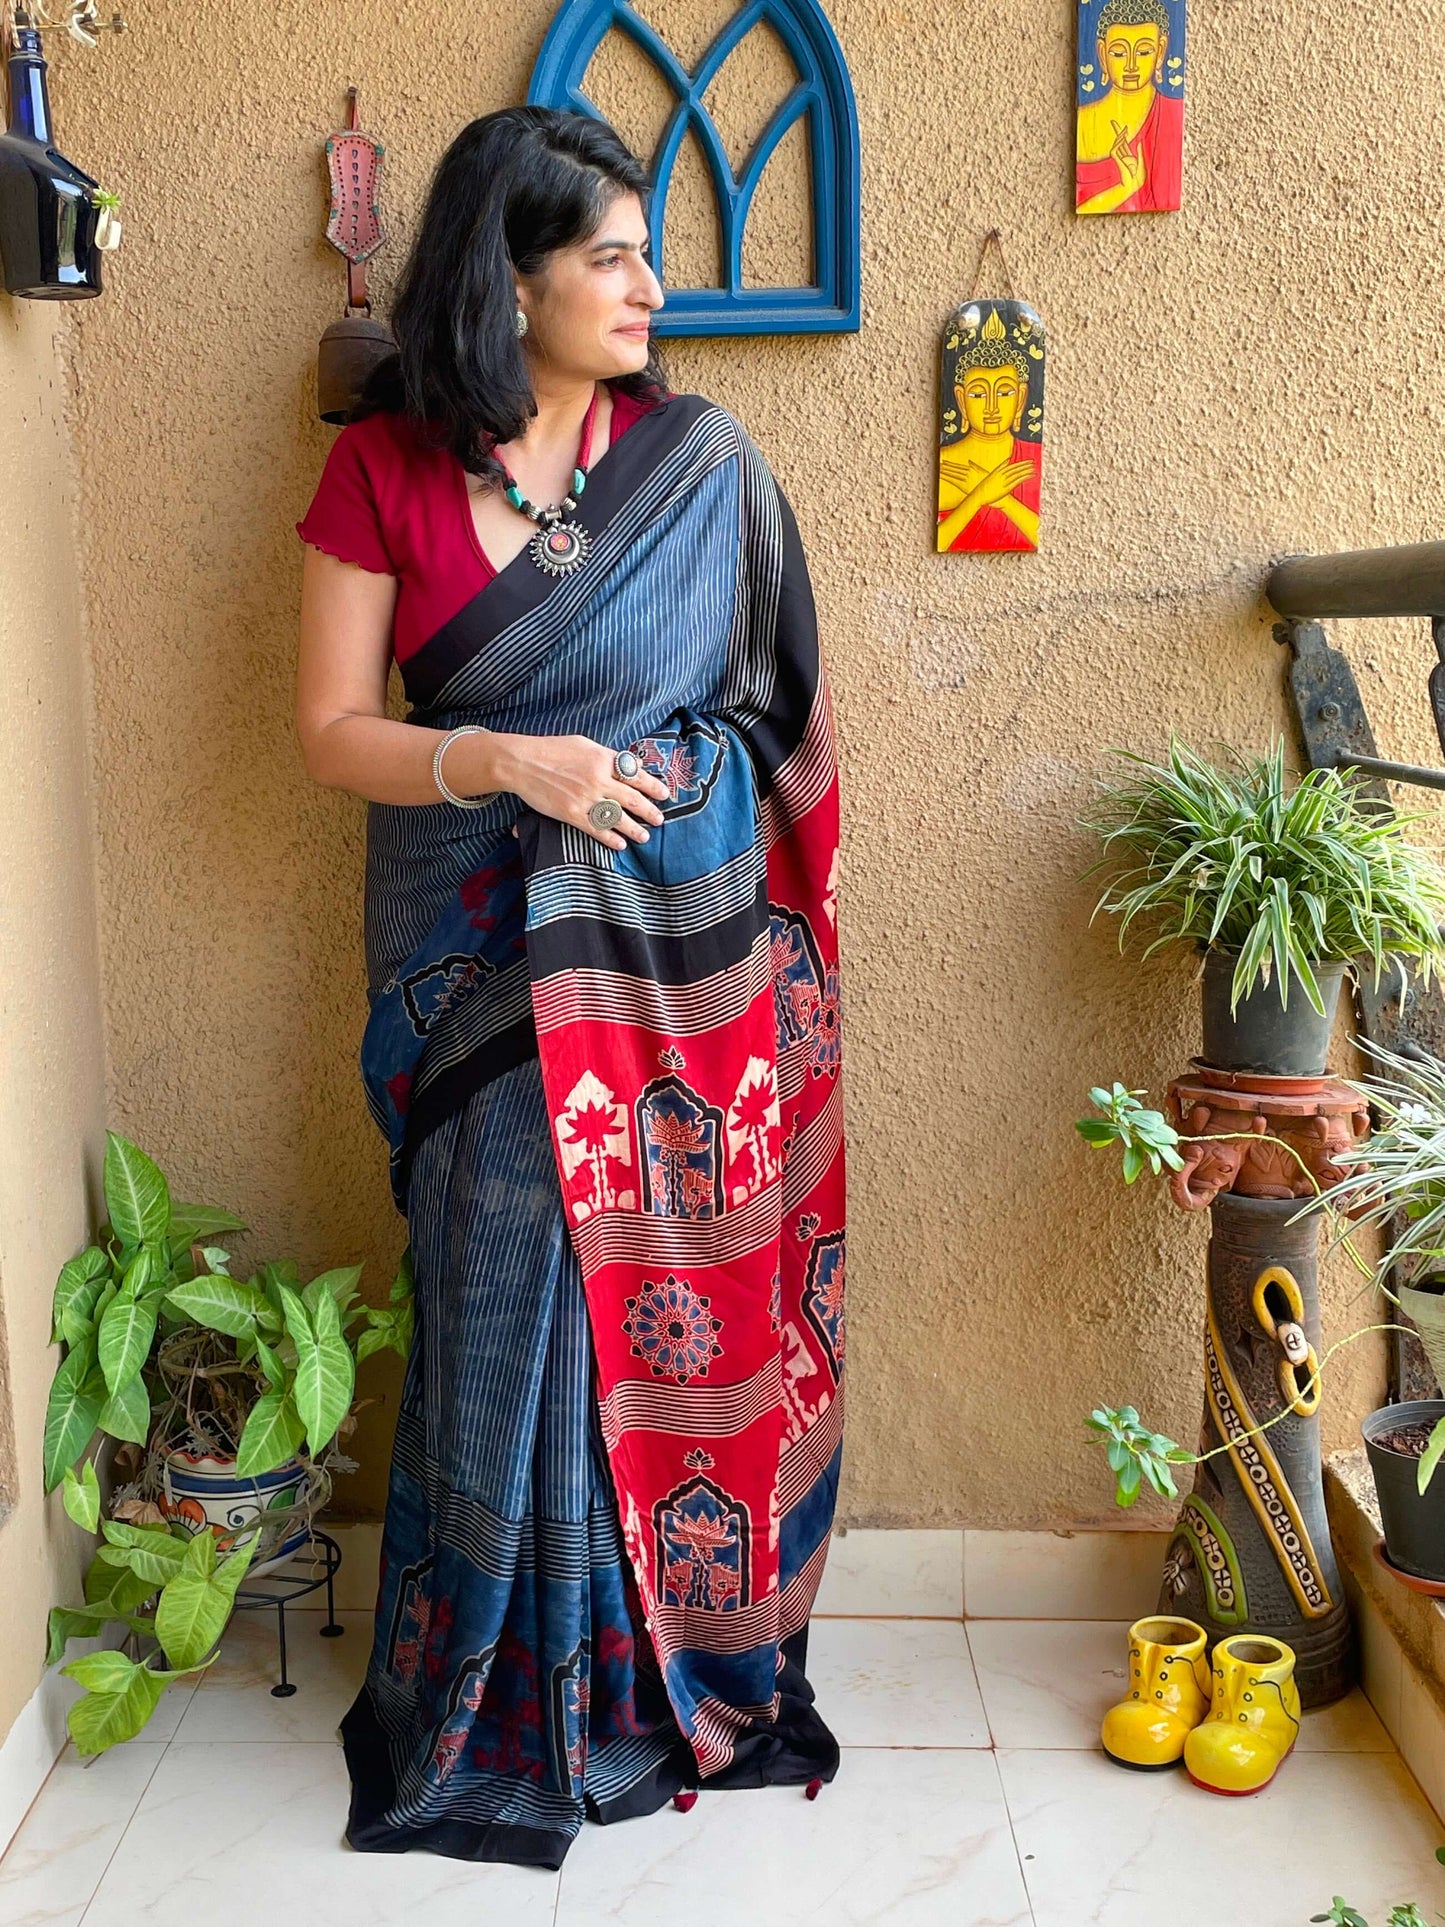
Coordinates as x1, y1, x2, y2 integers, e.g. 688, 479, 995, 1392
46, 1131, 414, 1755
1081, 734, 1445, 1075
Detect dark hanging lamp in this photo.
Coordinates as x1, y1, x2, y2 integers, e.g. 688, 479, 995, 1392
0, 6, 105, 297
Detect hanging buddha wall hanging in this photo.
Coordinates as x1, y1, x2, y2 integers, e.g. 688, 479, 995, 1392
1075, 0, 1185, 214
937, 249, 1045, 554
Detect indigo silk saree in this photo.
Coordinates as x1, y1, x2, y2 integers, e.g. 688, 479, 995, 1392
339, 394, 847, 1867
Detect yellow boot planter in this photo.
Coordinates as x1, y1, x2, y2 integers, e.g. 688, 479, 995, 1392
1183, 1633, 1301, 1795
1101, 1616, 1211, 1770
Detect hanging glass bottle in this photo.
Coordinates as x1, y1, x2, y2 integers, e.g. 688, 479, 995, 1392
0, 7, 103, 298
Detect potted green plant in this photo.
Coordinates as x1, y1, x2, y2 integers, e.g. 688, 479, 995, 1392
45, 1131, 414, 1756
1081, 735, 1445, 1074
1290, 1036, 1445, 1582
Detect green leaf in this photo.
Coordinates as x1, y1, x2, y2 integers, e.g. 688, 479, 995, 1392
153, 1524, 256, 1670
164, 1273, 280, 1339
97, 1368, 152, 1447
301, 1264, 365, 1324
62, 1460, 101, 1533
46, 1602, 119, 1665
1419, 1417, 1445, 1497
280, 1282, 354, 1454
167, 1203, 247, 1251
102, 1133, 172, 1249
61, 1649, 213, 1756
96, 1289, 158, 1396
99, 1519, 189, 1588
43, 1342, 104, 1493
52, 1246, 111, 1347
235, 1388, 306, 1476
252, 1333, 286, 1392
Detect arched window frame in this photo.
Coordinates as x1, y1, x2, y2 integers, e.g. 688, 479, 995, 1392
527, 0, 861, 335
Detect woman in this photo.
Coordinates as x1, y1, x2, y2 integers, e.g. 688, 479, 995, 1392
294, 105, 848, 1870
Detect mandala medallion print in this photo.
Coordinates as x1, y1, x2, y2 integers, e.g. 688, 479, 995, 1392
622, 1273, 724, 1382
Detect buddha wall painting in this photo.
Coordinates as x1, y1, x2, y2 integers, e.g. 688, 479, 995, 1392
1076, 0, 1185, 214
937, 301, 1044, 554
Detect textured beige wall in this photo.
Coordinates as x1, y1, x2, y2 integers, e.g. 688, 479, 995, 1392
41, 0, 1445, 1545
0, 300, 109, 1737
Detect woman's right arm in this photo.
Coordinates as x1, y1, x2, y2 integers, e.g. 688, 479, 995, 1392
294, 545, 669, 847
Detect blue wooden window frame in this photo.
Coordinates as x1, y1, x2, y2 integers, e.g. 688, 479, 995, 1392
527, 0, 861, 335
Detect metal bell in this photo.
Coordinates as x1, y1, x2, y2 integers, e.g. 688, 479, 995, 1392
317, 311, 394, 425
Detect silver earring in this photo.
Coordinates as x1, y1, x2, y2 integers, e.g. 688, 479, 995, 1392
515, 309, 528, 338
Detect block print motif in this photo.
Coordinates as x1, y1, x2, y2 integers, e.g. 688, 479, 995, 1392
384, 1555, 435, 1685
654, 1475, 752, 1612
555, 1069, 636, 1222
548, 1636, 592, 1791
769, 903, 824, 1047
637, 1073, 724, 1218
399, 951, 496, 1038
801, 1229, 846, 1381
726, 1055, 781, 1205
634, 715, 727, 817
425, 1644, 497, 1786
622, 1272, 724, 1382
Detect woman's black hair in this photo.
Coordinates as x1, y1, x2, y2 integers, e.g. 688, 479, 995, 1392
349, 105, 668, 484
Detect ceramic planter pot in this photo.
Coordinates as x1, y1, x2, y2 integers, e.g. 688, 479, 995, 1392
1361, 1399, 1445, 1582
1397, 1282, 1445, 1396
159, 1449, 311, 1581
1200, 948, 1348, 1076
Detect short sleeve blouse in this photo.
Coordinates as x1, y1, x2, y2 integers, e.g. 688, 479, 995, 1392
295, 384, 662, 666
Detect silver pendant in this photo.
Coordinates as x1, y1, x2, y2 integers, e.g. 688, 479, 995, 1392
530, 521, 591, 575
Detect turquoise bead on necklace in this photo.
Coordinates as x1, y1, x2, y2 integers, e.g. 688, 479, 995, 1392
496, 384, 600, 576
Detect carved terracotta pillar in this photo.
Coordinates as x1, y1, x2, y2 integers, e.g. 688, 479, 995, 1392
1156, 1067, 1370, 1707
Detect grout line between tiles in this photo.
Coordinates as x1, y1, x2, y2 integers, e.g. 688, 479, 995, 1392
990, 1751, 1041, 1927
74, 1737, 171, 1927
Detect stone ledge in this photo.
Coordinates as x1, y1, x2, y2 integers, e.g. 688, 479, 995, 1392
1326, 1445, 1445, 1823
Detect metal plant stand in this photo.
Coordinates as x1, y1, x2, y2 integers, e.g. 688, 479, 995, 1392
230, 1529, 345, 1696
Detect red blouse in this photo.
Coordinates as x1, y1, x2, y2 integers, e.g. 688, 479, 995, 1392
295, 384, 661, 665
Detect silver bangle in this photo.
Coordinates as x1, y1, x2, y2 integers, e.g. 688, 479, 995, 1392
433, 725, 501, 808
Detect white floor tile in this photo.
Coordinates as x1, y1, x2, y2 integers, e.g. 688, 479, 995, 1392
1000, 1747, 1445, 1927
170, 1610, 371, 1744
555, 1748, 1032, 1926
0, 1743, 164, 1927
812, 1531, 964, 1618
77, 1742, 561, 1925
809, 1617, 990, 1748
968, 1619, 1394, 1754
969, 1619, 1129, 1748
964, 1529, 1169, 1620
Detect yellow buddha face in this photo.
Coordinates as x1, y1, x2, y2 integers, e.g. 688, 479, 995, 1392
954, 364, 1027, 437
1098, 21, 1164, 91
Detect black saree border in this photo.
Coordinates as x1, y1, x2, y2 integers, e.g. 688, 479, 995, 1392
399, 392, 723, 716
396, 1007, 540, 1213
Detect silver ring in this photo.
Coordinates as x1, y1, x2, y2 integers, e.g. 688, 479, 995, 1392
614, 747, 641, 780
588, 797, 623, 830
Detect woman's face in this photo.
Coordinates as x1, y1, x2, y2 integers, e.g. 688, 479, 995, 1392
516, 189, 664, 382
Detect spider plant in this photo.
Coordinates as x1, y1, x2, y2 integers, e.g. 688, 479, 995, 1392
1294, 1035, 1445, 1297
1080, 734, 1445, 1018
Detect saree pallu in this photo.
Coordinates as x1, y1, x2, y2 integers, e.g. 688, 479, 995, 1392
338, 394, 847, 1867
